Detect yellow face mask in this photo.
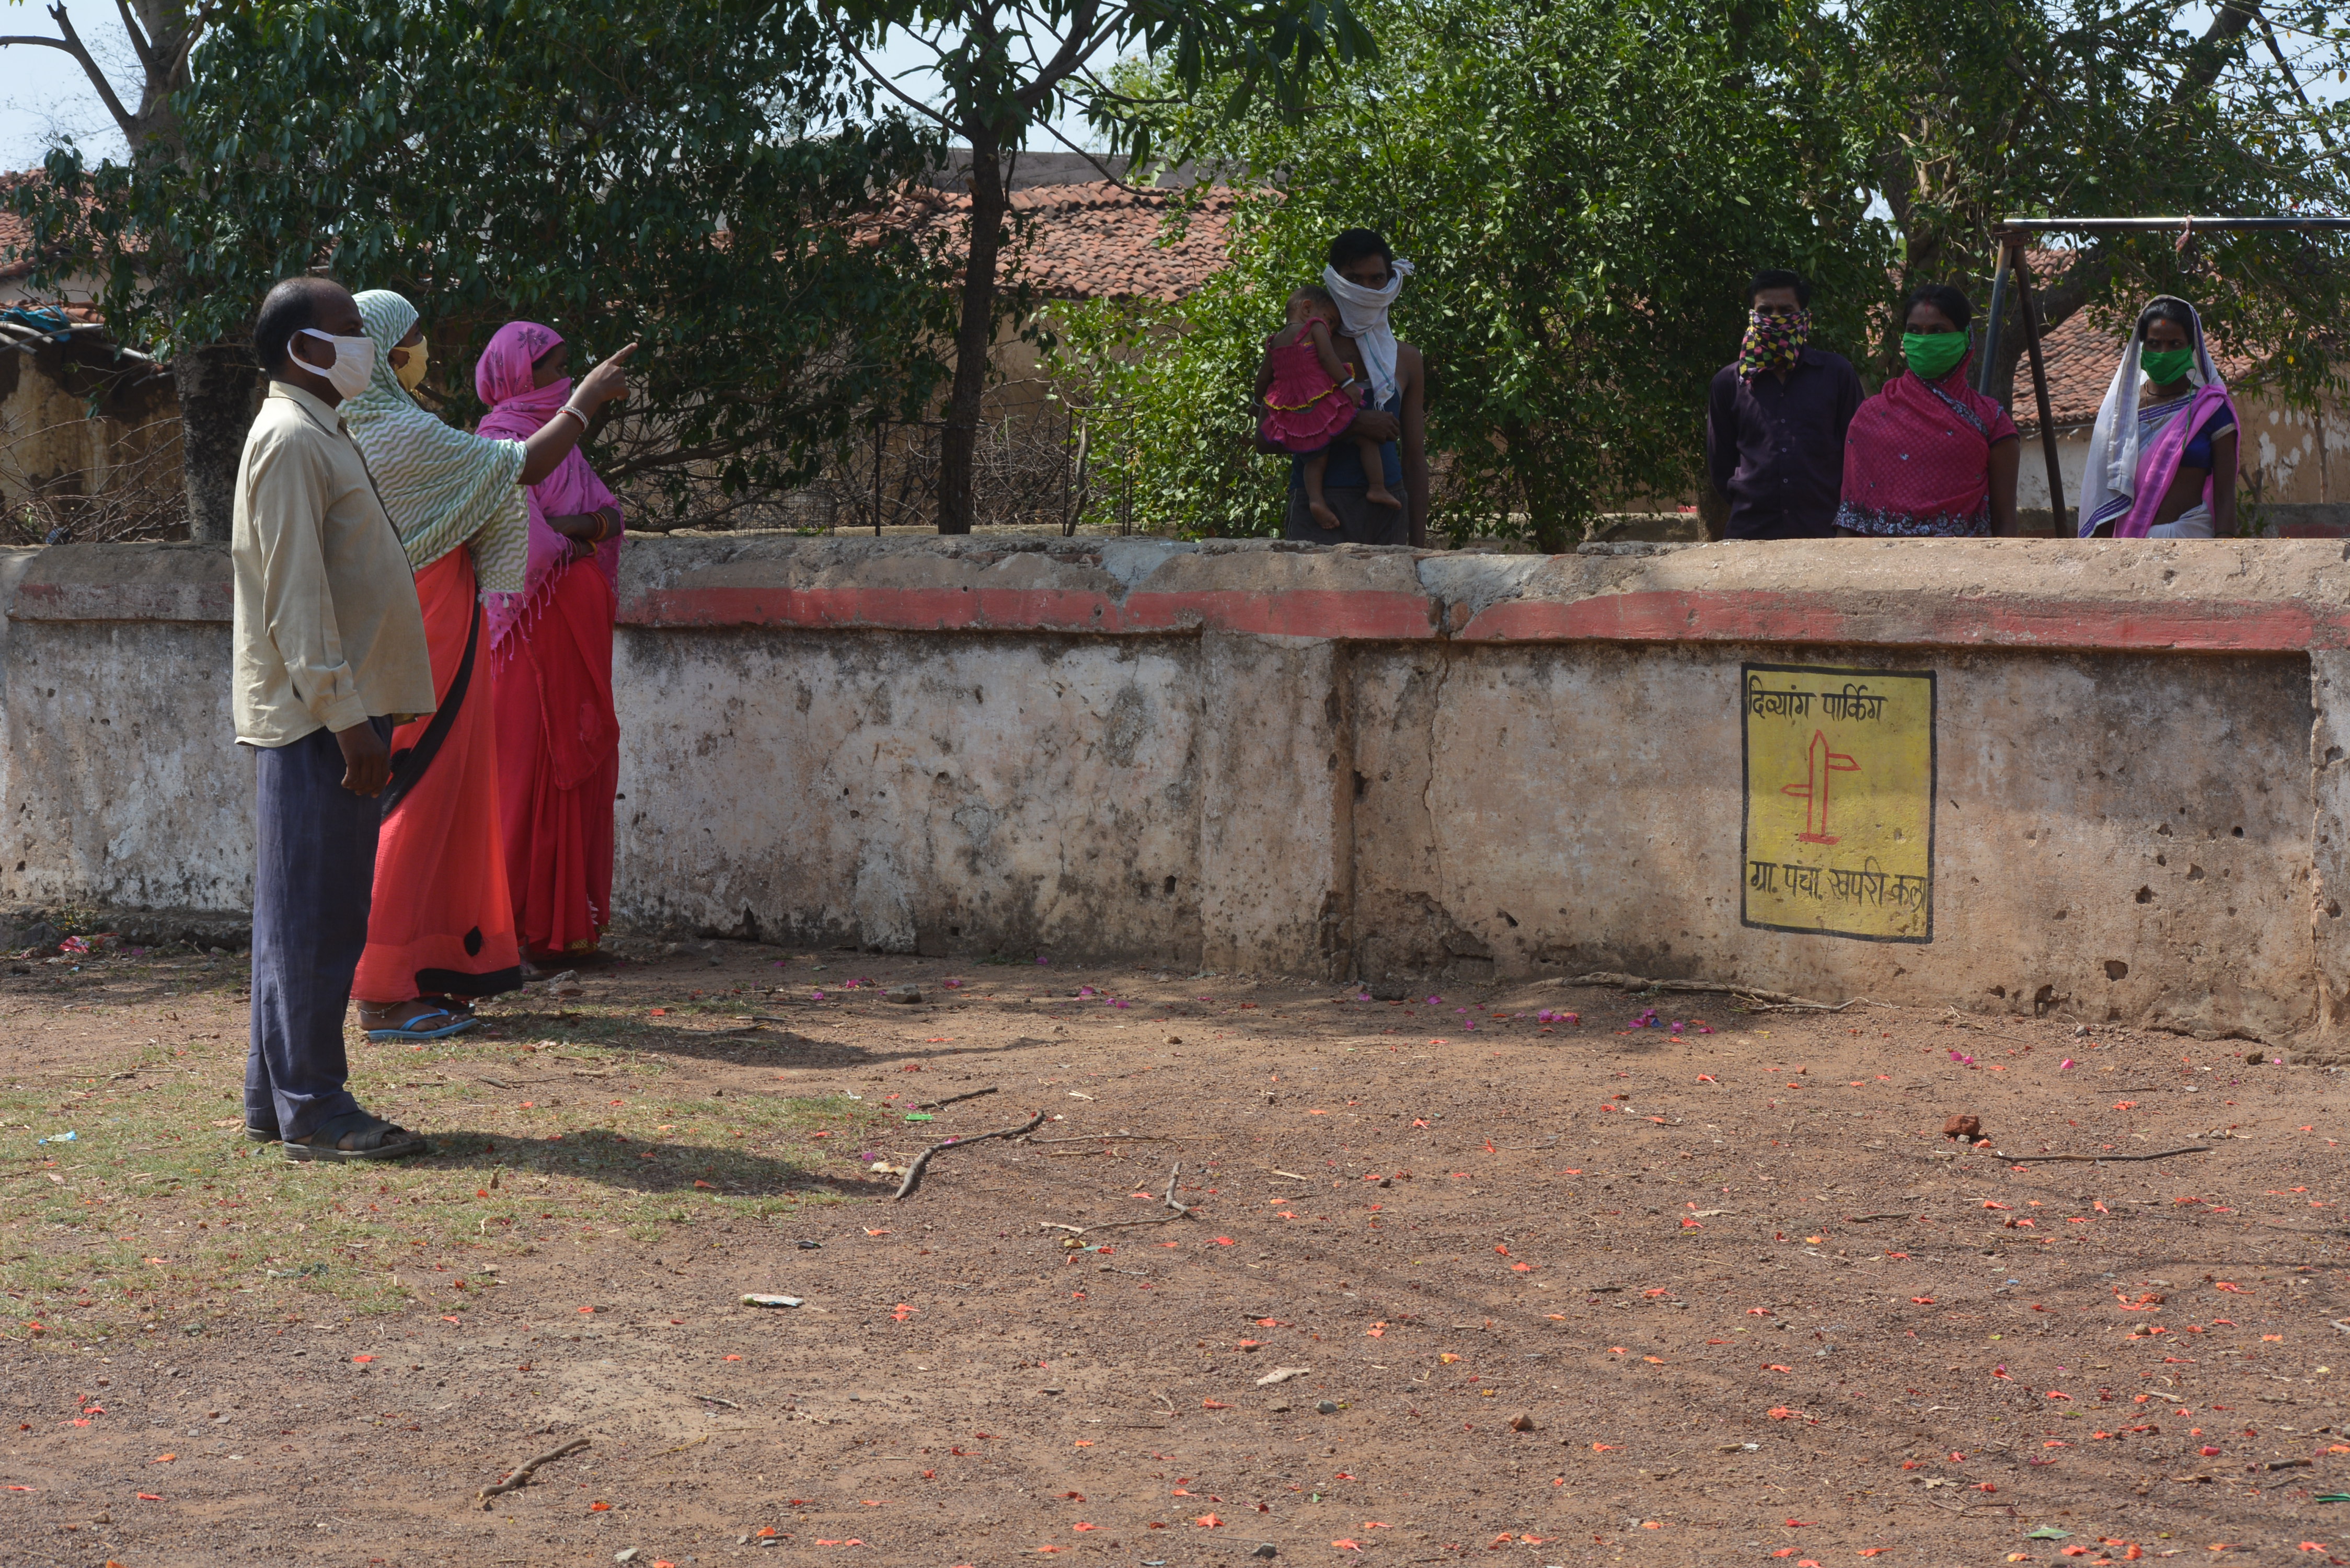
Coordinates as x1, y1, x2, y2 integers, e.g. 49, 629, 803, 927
393, 337, 430, 393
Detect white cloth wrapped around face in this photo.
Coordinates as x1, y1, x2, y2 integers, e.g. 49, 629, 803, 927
1321, 258, 1414, 405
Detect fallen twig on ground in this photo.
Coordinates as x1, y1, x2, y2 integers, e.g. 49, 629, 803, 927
693, 1393, 741, 1410
891, 1109, 1046, 1201
1075, 1210, 1194, 1233
1998, 1146, 2213, 1164
1844, 1213, 1910, 1222
1025, 1133, 1180, 1145
1039, 1161, 1205, 1236
476, 1437, 590, 1508
914, 1086, 998, 1111
1939, 1010, 2039, 1046
2147, 1022, 2265, 1044
1568, 971, 1825, 1006
1162, 1163, 1194, 1215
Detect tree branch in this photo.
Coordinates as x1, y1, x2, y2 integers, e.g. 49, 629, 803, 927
2018, 244, 2111, 341
40, 5, 137, 137
2171, 0, 2256, 105
1038, 118, 1145, 192
2254, 6, 2336, 152
835, 27, 960, 134
158, 7, 208, 95
111, 0, 154, 72
1014, 0, 1105, 116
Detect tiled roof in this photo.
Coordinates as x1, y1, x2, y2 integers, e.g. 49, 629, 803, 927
0, 173, 42, 282
894, 181, 1235, 304
2017, 307, 2113, 430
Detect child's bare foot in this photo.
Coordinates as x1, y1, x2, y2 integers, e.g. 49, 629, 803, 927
1309, 501, 1342, 530
1365, 485, 1403, 510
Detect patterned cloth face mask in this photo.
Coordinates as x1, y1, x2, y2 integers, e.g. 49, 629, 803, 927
1737, 307, 1811, 381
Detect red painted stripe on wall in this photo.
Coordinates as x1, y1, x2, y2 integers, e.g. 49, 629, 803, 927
24, 570, 2318, 653
1455, 590, 2335, 653
621, 585, 1441, 640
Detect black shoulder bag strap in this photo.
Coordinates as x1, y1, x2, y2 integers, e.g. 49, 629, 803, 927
349, 434, 480, 821
378, 599, 478, 820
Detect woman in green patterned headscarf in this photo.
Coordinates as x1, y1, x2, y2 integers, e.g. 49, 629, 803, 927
343, 289, 635, 1038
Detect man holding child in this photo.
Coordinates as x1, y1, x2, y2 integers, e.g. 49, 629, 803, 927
1261, 228, 1429, 548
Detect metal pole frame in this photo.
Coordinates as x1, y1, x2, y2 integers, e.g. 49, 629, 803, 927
2000, 215, 2350, 232
2006, 243, 2068, 537
1977, 247, 2013, 397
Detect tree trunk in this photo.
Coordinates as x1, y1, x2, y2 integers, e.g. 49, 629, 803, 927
937, 134, 1008, 534
176, 343, 259, 542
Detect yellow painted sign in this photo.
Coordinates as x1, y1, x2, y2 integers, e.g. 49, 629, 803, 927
1741, 663, 1935, 943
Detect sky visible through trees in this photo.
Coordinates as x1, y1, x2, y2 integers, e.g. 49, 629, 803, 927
0, 9, 1101, 165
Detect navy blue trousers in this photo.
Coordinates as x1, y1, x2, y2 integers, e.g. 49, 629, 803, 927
245, 719, 389, 1142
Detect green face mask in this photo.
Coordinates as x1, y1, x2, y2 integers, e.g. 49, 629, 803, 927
1901, 331, 1969, 381
2141, 347, 2196, 385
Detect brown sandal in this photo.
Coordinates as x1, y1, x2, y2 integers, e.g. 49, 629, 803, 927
284, 1111, 430, 1162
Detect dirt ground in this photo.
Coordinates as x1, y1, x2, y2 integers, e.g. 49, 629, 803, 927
4, 937, 2349, 1568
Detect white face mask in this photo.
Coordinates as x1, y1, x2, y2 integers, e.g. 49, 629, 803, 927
294, 328, 375, 400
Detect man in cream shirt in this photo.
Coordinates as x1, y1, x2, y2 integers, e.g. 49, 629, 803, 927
233, 276, 437, 1161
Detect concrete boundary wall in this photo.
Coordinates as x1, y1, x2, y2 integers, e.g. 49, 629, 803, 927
8, 535, 2349, 1043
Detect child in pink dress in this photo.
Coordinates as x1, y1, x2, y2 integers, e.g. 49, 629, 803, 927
1257, 286, 1401, 529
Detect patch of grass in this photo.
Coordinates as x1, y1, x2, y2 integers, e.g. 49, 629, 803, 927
0, 990, 900, 1352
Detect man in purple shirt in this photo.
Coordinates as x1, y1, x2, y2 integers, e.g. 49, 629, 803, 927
1704, 270, 1862, 540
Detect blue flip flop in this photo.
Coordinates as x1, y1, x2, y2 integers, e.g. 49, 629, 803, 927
364, 1006, 481, 1043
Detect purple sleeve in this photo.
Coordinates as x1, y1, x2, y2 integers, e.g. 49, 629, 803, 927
1705, 367, 1737, 499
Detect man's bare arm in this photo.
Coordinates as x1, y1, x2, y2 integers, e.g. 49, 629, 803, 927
334, 722, 390, 796
1398, 345, 1430, 546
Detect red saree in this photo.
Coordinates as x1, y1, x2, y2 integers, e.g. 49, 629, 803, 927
490, 561, 619, 960
352, 549, 524, 1002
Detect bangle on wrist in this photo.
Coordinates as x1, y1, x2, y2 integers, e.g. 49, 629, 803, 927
561, 403, 592, 430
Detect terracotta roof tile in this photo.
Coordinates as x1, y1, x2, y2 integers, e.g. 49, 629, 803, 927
0, 172, 43, 282
891, 180, 1234, 304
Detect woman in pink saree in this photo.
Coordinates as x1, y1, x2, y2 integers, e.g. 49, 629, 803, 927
475, 322, 625, 963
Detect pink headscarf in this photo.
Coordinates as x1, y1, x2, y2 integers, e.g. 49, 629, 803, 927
474, 320, 621, 649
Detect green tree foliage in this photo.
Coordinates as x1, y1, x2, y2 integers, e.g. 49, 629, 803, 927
1065, 0, 2350, 544
11, 0, 952, 529
1847, 0, 2350, 411
825, 0, 1374, 532
1054, 0, 1893, 546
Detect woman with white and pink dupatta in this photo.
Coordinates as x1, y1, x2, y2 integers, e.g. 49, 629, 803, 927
476, 321, 626, 964
2078, 296, 2241, 538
